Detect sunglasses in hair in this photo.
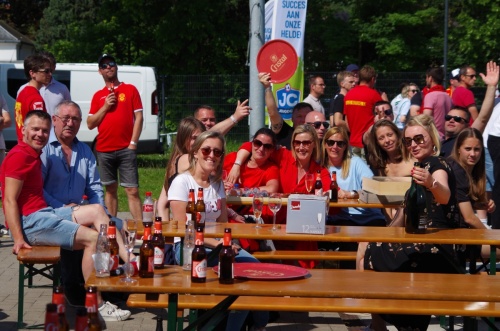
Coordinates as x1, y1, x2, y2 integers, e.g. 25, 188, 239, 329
200, 147, 223, 158
307, 121, 330, 129
252, 139, 274, 150
325, 139, 347, 148
403, 134, 426, 147
100, 62, 117, 69
444, 114, 466, 123
38, 68, 53, 74
292, 140, 313, 147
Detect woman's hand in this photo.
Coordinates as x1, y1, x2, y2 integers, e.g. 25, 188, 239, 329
227, 165, 241, 184
487, 199, 496, 214
411, 166, 433, 189
338, 189, 348, 199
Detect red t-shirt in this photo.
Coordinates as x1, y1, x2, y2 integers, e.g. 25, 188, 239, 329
89, 83, 143, 152
1, 142, 47, 217
452, 86, 475, 108
14, 86, 47, 142
343, 85, 382, 148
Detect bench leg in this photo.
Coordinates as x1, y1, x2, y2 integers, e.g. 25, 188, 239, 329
167, 293, 179, 331
18, 263, 25, 329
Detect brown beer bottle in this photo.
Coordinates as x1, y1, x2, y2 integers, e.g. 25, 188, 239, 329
218, 228, 235, 284
139, 226, 154, 277
186, 188, 196, 222
314, 170, 323, 196
330, 171, 338, 202
85, 286, 101, 331
191, 226, 207, 283
107, 219, 120, 273
44, 303, 59, 331
74, 307, 89, 331
195, 188, 206, 230
52, 285, 69, 331
151, 216, 165, 269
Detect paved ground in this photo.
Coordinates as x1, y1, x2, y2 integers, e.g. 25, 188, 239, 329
0, 211, 498, 330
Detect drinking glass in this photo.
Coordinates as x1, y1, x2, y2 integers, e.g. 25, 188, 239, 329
305, 174, 314, 194
252, 194, 264, 228
120, 219, 137, 284
268, 193, 282, 231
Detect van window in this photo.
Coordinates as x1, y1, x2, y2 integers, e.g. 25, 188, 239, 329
6, 68, 71, 98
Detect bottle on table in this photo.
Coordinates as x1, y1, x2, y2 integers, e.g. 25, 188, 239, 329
186, 188, 196, 221
80, 194, 89, 205
183, 216, 195, 271
51, 286, 69, 331
152, 216, 165, 269
314, 170, 323, 196
191, 226, 207, 283
139, 225, 154, 277
218, 228, 235, 284
44, 303, 59, 331
229, 183, 241, 196
405, 162, 431, 234
195, 188, 206, 230
107, 219, 119, 273
95, 224, 110, 277
330, 171, 338, 202
85, 286, 101, 331
142, 191, 154, 228
74, 307, 89, 331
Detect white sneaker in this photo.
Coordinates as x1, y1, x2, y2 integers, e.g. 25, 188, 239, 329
98, 301, 131, 321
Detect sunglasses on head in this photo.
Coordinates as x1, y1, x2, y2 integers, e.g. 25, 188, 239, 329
444, 114, 466, 123
292, 140, 313, 147
200, 147, 223, 158
307, 121, 330, 129
252, 139, 274, 150
403, 134, 426, 147
100, 62, 117, 69
38, 68, 53, 74
325, 139, 347, 148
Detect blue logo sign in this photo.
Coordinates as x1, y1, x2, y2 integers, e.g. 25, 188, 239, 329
276, 84, 301, 120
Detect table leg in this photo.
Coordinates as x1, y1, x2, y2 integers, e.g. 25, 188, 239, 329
182, 295, 238, 331
168, 293, 179, 330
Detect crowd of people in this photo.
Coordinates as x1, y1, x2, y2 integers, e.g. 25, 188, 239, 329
2, 52, 500, 331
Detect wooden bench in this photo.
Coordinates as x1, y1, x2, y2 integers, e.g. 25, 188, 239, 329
17, 246, 61, 328
252, 250, 357, 261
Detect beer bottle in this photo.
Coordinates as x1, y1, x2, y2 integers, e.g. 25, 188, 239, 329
405, 162, 430, 234
218, 228, 234, 284
52, 285, 69, 331
44, 303, 58, 331
186, 188, 196, 221
85, 286, 101, 331
314, 170, 323, 196
191, 226, 207, 283
74, 307, 89, 331
107, 219, 120, 273
330, 171, 338, 202
139, 225, 154, 277
195, 188, 206, 230
151, 216, 165, 269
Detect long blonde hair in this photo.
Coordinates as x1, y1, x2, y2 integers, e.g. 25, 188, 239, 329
322, 126, 351, 179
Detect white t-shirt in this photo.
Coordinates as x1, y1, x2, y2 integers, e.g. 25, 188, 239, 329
303, 94, 325, 114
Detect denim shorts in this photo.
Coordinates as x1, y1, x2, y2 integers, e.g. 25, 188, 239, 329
22, 206, 79, 250
97, 148, 139, 187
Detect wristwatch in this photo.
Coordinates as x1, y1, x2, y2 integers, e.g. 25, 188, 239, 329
130, 141, 137, 145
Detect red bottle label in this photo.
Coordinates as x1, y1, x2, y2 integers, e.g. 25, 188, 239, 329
192, 259, 207, 278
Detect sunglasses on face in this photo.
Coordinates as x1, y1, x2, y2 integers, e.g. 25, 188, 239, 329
200, 147, 223, 158
99, 62, 117, 69
464, 74, 477, 79
252, 139, 274, 150
38, 68, 53, 74
403, 134, 426, 147
445, 114, 467, 123
292, 140, 313, 147
379, 109, 393, 116
410, 89, 419, 93
307, 121, 330, 129
325, 139, 347, 148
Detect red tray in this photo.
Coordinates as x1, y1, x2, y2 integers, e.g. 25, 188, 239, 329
256, 39, 298, 83
213, 262, 309, 280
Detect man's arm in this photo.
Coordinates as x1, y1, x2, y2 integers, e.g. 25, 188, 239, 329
4, 177, 32, 254
259, 72, 283, 134
472, 61, 499, 132
87, 92, 116, 130
209, 99, 251, 135
129, 110, 143, 150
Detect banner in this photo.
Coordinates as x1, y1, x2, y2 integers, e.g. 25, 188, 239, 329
265, 0, 307, 121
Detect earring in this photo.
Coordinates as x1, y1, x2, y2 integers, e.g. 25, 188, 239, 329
432, 145, 437, 154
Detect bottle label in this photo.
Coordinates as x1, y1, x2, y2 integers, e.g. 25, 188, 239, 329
192, 259, 207, 278
197, 211, 206, 224
85, 293, 97, 313
143, 204, 154, 212
52, 293, 65, 314
45, 322, 58, 331
110, 255, 119, 271
315, 188, 323, 196
147, 256, 154, 272
154, 246, 165, 265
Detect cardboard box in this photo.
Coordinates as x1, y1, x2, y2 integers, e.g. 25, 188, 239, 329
359, 190, 405, 205
286, 194, 328, 234
362, 177, 411, 196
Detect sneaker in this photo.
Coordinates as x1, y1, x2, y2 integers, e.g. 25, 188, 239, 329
98, 301, 131, 321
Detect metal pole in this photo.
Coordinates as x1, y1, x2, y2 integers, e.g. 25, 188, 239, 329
249, 0, 265, 140
443, 0, 449, 88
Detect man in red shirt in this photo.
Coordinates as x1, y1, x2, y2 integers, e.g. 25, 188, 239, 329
88, 54, 143, 220
14, 55, 49, 142
452, 65, 479, 122
343, 65, 383, 159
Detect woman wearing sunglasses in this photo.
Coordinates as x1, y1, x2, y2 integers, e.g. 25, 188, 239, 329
393, 83, 419, 130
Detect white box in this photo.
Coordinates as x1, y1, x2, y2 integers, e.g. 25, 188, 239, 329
286, 194, 328, 234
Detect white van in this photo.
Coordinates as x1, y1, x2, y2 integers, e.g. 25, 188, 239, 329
0, 62, 160, 152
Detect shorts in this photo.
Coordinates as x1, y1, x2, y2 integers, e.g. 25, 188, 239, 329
97, 148, 139, 187
22, 206, 79, 250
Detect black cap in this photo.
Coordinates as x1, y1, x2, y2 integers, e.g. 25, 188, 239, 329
98, 53, 116, 66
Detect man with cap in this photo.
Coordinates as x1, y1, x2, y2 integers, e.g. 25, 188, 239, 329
346, 64, 360, 84
87, 54, 143, 221
446, 68, 460, 97
303, 75, 326, 114
452, 65, 480, 122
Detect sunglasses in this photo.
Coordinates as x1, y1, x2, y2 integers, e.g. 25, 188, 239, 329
444, 114, 467, 123
252, 139, 274, 150
325, 139, 347, 148
38, 68, 53, 74
292, 140, 313, 147
200, 147, 223, 158
403, 134, 426, 147
307, 121, 330, 129
100, 62, 117, 69
410, 89, 419, 93
464, 74, 477, 79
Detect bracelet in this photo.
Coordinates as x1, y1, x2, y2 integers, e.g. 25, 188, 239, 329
234, 161, 241, 166
130, 141, 137, 145
265, 87, 272, 93
230, 115, 238, 124
429, 178, 437, 190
